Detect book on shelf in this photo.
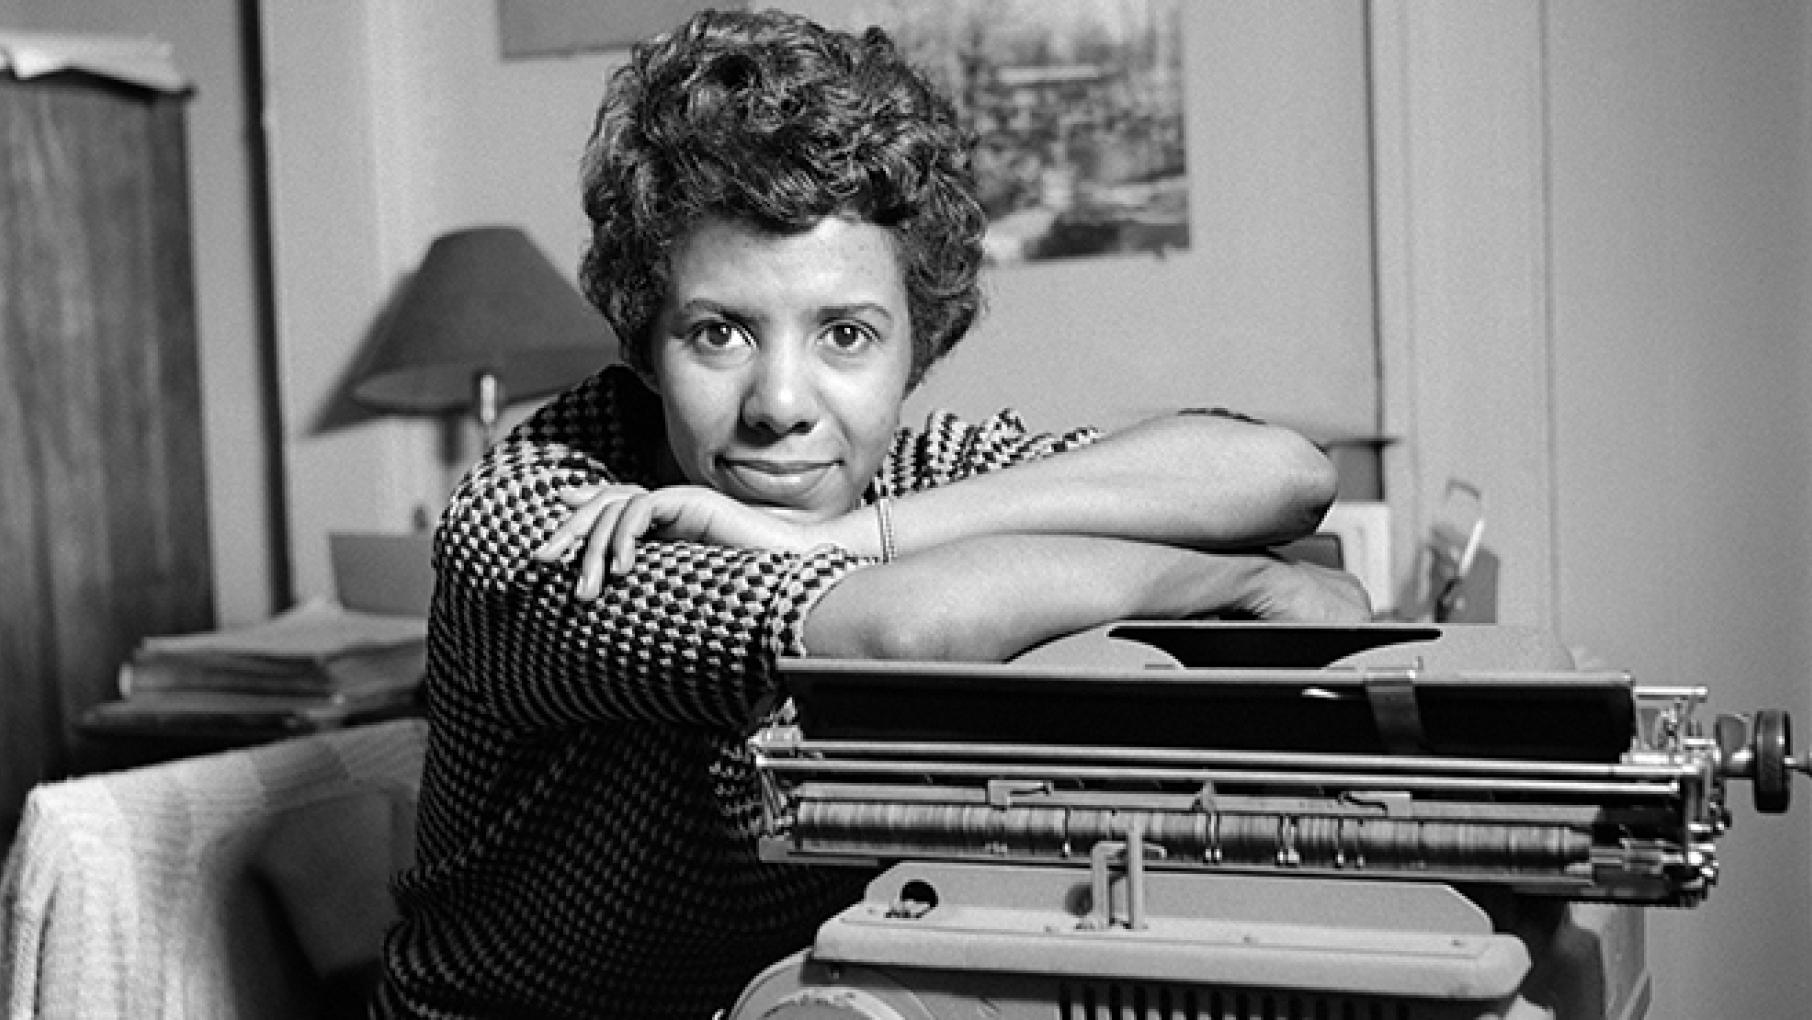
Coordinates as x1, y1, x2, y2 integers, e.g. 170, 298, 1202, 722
115, 598, 427, 700
83, 683, 422, 736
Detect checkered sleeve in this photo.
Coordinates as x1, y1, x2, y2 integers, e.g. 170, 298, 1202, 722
429, 370, 864, 733
875, 406, 1103, 496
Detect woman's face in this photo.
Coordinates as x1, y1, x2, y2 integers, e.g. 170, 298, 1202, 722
648, 214, 915, 522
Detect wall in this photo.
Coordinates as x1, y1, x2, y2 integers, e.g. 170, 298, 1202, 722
0, 0, 280, 625
902, 1, 1377, 436
258, 3, 446, 604
1376, 3, 1812, 1018
1372, 0, 1559, 623
259, 0, 1378, 600
1547, 3, 1812, 1017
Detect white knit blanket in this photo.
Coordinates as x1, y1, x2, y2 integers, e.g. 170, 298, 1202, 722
0, 719, 425, 1020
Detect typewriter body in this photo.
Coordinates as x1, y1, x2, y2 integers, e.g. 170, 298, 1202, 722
729, 623, 1806, 1020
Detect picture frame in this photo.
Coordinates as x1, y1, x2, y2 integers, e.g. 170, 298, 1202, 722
792, 0, 1188, 263
496, 0, 728, 59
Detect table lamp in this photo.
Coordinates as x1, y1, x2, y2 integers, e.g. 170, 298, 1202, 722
351, 225, 610, 447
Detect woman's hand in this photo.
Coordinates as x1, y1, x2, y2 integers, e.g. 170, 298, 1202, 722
532, 483, 814, 599
1225, 557, 1374, 624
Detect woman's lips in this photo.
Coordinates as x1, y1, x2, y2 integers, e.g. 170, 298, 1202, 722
719, 457, 835, 501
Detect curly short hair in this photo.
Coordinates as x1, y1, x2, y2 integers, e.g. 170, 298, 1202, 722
579, 8, 987, 387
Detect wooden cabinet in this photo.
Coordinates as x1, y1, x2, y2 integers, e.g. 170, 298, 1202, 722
0, 71, 215, 841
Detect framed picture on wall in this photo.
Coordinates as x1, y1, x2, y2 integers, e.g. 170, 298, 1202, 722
496, 0, 729, 58
793, 0, 1188, 264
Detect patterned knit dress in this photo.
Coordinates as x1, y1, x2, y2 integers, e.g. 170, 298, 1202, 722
374, 365, 1096, 1018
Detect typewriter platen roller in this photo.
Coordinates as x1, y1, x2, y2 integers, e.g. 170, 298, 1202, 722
731, 622, 1809, 1020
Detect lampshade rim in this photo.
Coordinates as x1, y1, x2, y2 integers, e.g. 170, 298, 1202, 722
350, 225, 613, 415
351, 348, 604, 413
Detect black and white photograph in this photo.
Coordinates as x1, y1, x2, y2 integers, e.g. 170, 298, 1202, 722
797, 0, 1187, 263
2, 4, 1809, 1020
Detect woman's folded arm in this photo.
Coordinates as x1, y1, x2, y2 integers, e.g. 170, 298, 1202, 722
802, 533, 1370, 663
541, 407, 1340, 589
436, 436, 862, 732
841, 411, 1337, 557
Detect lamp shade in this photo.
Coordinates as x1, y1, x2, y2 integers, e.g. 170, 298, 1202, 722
351, 226, 609, 416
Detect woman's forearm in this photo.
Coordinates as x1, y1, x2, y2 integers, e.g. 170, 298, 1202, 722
441, 441, 866, 731
825, 413, 1336, 558
801, 533, 1369, 663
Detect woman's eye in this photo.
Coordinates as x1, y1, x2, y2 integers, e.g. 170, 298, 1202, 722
822, 322, 876, 354
688, 320, 749, 352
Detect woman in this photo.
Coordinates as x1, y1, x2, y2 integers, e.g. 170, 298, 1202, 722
375, 9, 1366, 1018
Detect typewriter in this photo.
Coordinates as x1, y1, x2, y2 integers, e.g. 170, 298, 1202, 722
729, 622, 1808, 1020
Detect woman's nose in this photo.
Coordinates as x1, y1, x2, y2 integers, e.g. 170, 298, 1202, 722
742, 346, 819, 435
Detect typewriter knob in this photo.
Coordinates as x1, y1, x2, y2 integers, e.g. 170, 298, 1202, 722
1751, 710, 1792, 814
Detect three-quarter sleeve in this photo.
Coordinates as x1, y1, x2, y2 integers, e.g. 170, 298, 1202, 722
428, 370, 864, 733
875, 406, 1102, 496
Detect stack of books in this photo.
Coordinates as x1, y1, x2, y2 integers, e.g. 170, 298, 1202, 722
85, 599, 428, 738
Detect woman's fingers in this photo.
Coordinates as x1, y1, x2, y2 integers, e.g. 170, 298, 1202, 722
558, 483, 603, 506
532, 504, 595, 562
532, 483, 645, 568
577, 496, 637, 600
609, 496, 658, 581
540, 482, 809, 599
1239, 559, 1373, 623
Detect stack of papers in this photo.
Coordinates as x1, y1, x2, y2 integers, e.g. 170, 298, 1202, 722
88, 600, 427, 736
